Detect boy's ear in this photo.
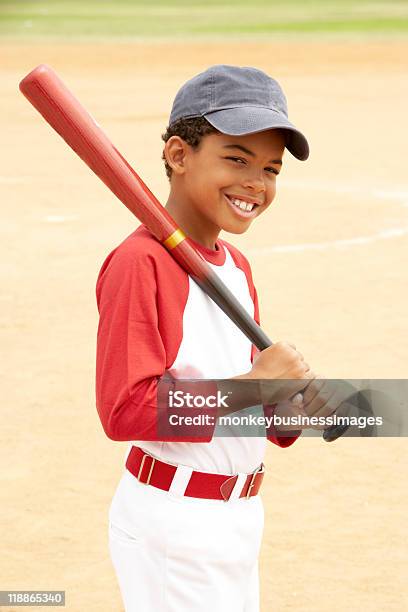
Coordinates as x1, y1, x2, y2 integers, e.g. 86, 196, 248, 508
164, 136, 189, 176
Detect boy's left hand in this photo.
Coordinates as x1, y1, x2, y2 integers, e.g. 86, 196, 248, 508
300, 378, 360, 430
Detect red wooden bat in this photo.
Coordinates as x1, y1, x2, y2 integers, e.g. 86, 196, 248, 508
19, 64, 347, 442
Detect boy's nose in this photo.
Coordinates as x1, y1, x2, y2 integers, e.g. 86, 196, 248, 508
242, 172, 266, 194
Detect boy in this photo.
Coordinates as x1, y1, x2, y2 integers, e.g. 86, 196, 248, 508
96, 65, 326, 611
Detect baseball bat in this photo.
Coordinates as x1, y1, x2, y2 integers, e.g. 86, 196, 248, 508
19, 64, 347, 442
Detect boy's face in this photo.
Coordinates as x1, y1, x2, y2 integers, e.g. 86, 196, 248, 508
179, 129, 286, 236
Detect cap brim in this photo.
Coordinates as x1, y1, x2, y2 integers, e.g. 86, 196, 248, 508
204, 106, 309, 161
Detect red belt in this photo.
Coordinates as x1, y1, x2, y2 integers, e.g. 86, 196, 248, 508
126, 446, 265, 501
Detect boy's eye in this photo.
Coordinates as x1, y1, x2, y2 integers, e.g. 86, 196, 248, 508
225, 157, 279, 175
225, 156, 247, 164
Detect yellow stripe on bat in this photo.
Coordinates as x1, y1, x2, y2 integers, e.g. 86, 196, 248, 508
163, 228, 186, 250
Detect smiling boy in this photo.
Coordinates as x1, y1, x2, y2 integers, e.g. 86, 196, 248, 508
164, 128, 285, 247
96, 65, 315, 612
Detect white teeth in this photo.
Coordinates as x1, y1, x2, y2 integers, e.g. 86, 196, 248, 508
231, 198, 254, 212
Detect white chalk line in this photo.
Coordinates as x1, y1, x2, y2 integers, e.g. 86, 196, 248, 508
43, 215, 78, 223
248, 180, 408, 256
248, 226, 408, 255
279, 179, 408, 205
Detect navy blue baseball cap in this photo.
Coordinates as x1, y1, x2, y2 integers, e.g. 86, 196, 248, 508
169, 64, 309, 161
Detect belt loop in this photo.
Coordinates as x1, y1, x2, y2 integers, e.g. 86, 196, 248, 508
246, 463, 265, 499
138, 454, 156, 485
228, 473, 247, 501
168, 464, 194, 498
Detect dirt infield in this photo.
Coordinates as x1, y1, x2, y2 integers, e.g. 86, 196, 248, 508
1, 39, 407, 611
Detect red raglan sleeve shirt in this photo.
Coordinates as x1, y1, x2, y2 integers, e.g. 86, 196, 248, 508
96, 225, 299, 474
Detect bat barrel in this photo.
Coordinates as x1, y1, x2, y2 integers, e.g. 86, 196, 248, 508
19, 64, 178, 243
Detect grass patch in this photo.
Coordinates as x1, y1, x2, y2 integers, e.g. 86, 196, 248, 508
1, 0, 408, 39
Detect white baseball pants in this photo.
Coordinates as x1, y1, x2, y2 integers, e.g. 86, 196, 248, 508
108, 469, 264, 611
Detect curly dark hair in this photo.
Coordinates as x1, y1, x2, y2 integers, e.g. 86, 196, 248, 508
161, 116, 219, 180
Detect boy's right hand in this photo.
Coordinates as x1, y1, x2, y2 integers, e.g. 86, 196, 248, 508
245, 341, 315, 404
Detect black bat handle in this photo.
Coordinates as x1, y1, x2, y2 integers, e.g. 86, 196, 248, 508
192, 272, 348, 442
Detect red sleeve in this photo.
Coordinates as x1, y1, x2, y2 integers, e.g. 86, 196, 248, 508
95, 229, 216, 443
223, 241, 300, 449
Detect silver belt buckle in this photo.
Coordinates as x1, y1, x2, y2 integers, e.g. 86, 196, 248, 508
246, 463, 265, 499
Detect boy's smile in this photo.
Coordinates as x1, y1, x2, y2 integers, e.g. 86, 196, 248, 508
165, 130, 286, 249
